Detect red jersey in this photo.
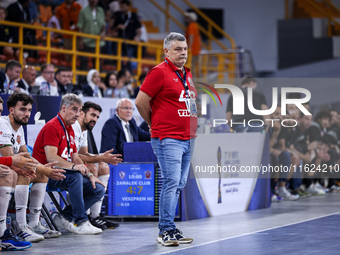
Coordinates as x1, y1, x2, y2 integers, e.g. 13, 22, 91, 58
33, 113, 77, 164
140, 57, 197, 140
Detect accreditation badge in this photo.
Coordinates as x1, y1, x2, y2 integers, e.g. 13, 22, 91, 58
185, 97, 197, 114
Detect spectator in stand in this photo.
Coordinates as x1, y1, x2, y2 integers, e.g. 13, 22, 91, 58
6, 0, 37, 58
269, 106, 299, 201
112, 0, 141, 72
0, 60, 21, 93
56, 0, 82, 62
56, 67, 73, 96
226, 76, 269, 132
0, 7, 18, 59
113, 69, 131, 98
16, 65, 36, 94
103, 71, 117, 97
47, 5, 61, 40
185, 12, 201, 78
35, 63, 59, 96
82, 69, 105, 97
130, 72, 146, 99
77, 0, 106, 84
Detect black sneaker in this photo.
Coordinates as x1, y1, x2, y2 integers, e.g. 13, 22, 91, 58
95, 214, 120, 229
160, 230, 179, 246
174, 228, 193, 244
88, 215, 107, 230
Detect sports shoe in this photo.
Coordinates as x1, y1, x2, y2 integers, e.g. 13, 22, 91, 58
88, 215, 107, 230
330, 185, 340, 193
0, 229, 32, 251
92, 214, 120, 229
75, 221, 102, 235
271, 194, 282, 202
174, 228, 193, 244
157, 230, 179, 246
315, 182, 329, 193
53, 214, 77, 233
306, 184, 325, 196
278, 187, 299, 201
12, 222, 44, 243
31, 222, 62, 238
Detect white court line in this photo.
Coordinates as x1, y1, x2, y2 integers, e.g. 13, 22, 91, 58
158, 211, 340, 254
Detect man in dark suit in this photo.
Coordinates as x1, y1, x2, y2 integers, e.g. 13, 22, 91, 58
100, 98, 150, 156
56, 67, 74, 96
16, 65, 36, 94
0, 60, 22, 93
6, 0, 37, 58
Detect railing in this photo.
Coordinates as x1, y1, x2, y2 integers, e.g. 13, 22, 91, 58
0, 20, 165, 83
286, 0, 340, 36
149, 0, 236, 51
198, 48, 256, 84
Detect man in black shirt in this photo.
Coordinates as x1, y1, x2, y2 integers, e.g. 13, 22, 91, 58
226, 76, 269, 132
112, 0, 141, 72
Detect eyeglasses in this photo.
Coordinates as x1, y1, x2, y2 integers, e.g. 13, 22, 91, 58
119, 107, 134, 111
43, 71, 55, 74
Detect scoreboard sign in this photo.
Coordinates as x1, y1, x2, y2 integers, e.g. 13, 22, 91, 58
108, 163, 155, 216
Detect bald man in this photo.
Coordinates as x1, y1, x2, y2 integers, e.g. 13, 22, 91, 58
16, 66, 36, 94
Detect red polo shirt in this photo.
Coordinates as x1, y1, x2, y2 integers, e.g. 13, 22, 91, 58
33, 113, 77, 164
140, 57, 197, 140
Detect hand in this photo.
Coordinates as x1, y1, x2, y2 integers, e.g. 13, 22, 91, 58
11, 165, 36, 179
134, 36, 140, 42
48, 169, 66, 181
50, 79, 58, 87
11, 152, 37, 170
0, 164, 11, 178
308, 141, 318, 151
74, 164, 89, 176
270, 148, 281, 157
100, 149, 123, 165
89, 175, 104, 189
317, 149, 331, 162
100, 31, 106, 40
148, 125, 152, 134
117, 24, 125, 30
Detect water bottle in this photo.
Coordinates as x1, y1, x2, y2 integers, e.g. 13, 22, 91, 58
40, 82, 48, 96
6, 213, 11, 231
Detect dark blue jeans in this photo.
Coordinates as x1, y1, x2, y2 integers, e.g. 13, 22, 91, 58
48, 171, 105, 224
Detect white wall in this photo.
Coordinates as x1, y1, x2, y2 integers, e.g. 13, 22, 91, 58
133, 0, 285, 72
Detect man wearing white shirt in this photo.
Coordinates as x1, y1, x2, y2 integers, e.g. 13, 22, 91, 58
16, 66, 36, 94
0, 60, 21, 94
72, 101, 122, 229
35, 63, 59, 96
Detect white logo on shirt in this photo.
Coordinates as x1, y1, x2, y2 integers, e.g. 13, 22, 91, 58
173, 78, 178, 82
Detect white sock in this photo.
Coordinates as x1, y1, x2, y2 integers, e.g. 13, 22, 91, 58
0, 186, 12, 237
91, 174, 109, 218
28, 183, 47, 227
15, 185, 29, 226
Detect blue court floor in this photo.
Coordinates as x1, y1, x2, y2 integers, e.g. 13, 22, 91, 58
6, 193, 340, 255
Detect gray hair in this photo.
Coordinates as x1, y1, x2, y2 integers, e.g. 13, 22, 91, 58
59, 93, 83, 111
116, 98, 133, 109
163, 32, 186, 50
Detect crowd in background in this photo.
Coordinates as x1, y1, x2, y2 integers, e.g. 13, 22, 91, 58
0, 59, 146, 98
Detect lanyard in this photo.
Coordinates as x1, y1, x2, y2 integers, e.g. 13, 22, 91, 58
165, 59, 190, 98
57, 115, 71, 159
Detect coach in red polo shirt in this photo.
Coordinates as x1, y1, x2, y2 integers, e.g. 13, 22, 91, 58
136, 32, 197, 247
33, 94, 104, 235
